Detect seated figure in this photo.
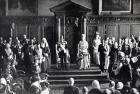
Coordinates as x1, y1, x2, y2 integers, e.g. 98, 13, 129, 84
77, 34, 90, 69
56, 36, 70, 70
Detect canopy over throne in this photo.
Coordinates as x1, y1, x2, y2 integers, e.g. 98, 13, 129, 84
50, 0, 91, 63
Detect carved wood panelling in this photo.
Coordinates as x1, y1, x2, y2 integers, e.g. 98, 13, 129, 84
106, 24, 118, 39
131, 24, 140, 37
119, 24, 130, 38
16, 24, 27, 40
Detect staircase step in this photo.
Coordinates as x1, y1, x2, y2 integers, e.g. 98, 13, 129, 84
49, 82, 110, 90
48, 70, 101, 75
49, 79, 109, 84
51, 64, 100, 70
48, 74, 108, 80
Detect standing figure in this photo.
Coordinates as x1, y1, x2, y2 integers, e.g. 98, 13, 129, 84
22, 40, 33, 74
34, 43, 43, 73
2, 43, 14, 77
92, 32, 101, 66
98, 40, 106, 72
122, 38, 131, 57
56, 36, 69, 70
104, 39, 110, 72
77, 34, 90, 70
41, 38, 51, 72
109, 42, 119, 78
14, 40, 23, 69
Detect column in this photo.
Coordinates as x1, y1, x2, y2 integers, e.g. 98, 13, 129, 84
83, 18, 87, 35
5, 0, 8, 16
57, 18, 61, 42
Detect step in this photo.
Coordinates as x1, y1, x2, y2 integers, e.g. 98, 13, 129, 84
48, 74, 108, 80
50, 64, 100, 70
49, 78, 109, 84
49, 81, 110, 90
48, 70, 101, 75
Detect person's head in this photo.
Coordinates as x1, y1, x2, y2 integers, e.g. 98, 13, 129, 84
11, 22, 15, 29
104, 38, 108, 45
0, 37, 3, 43
133, 43, 138, 48
6, 43, 11, 49
114, 42, 118, 48
17, 40, 21, 45
129, 38, 132, 43
138, 36, 140, 41
0, 78, 7, 87
37, 43, 40, 48
82, 86, 88, 94
68, 78, 74, 86
30, 39, 34, 44
119, 38, 122, 44
42, 38, 46, 43
129, 88, 139, 94
104, 89, 112, 94
118, 51, 125, 61
109, 80, 115, 89
135, 77, 140, 89
81, 34, 86, 41
112, 37, 115, 43
116, 82, 124, 90
125, 38, 129, 45
23, 34, 27, 39
94, 32, 100, 40
125, 57, 130, 65
92, 80, 100, 89
30, 82, 41, 94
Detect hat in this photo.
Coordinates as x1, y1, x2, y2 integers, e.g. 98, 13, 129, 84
0, 78, 7, 85
116, 82, 124, 90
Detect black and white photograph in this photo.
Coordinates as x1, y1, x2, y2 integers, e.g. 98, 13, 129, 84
0, 0, 140, 94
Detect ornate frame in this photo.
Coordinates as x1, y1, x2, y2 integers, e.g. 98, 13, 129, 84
99, 0, 132, 15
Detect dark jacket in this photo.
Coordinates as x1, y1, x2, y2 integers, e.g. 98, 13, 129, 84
88, 88, 103, 94
63, 85, 79, 94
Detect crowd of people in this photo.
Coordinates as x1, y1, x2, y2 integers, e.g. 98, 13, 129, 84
0, 35, 51, 94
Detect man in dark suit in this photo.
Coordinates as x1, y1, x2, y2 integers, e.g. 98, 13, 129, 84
63, 78, 79, 94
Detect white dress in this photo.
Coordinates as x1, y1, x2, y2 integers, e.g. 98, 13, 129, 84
104, 44, 110, 70
78, 40, 90, 69
93, 39, 100, 65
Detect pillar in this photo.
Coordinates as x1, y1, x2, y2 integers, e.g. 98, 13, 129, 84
57, 18, 61, 42
83, 18, 87, 35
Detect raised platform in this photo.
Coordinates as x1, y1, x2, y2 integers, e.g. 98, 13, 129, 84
48, 64, 109, 89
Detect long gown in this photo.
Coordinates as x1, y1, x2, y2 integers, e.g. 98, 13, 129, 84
41, 44, 51, 72
34, 47, 43, 73
3, 48, 13, 76
78, 40, 90, 69
104, 44, 110, 71
93, 39, 100, 65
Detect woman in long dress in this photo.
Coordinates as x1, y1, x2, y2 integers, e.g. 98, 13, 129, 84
92, 32, 101, 66
41, 38, 51, 72
104, 39, 110, 72
34, 43, 43, 74
2, 43, 14, 77
77, 34, 90, 69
